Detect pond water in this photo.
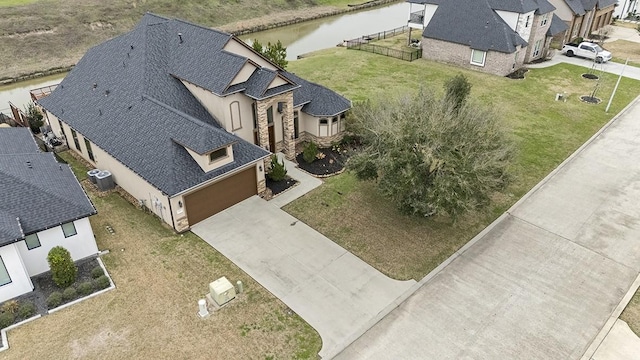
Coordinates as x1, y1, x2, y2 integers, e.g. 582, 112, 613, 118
240, 2, 410, 60
1, 1, 410, 111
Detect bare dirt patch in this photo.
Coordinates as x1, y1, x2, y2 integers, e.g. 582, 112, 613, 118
69, 327, 131, 359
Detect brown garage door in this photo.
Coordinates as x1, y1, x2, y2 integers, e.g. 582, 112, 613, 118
184, 167, 257, 225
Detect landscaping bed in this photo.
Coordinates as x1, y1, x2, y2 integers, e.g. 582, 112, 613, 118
266, 176, 298, 195
296, 148, 347, 176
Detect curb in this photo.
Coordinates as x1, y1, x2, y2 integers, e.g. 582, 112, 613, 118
0, 314, 41, 353
328, 95, 640, 359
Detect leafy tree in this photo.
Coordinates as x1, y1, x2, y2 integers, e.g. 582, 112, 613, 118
443, 74, 471, 113
268, 154, 287, 181
252, 39, 288, 69
47, 246, 77, 288
24, 102, 44, 134
348, 86, 513, 220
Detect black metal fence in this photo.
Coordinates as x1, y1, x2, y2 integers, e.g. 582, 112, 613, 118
345, 26, 422, 62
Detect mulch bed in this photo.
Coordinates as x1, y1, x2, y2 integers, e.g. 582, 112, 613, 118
506, 68, 529, 79
582, 73, 599, 80
266, 176, 298, 195
580, 95, 601, 104
296, 148, 348, 176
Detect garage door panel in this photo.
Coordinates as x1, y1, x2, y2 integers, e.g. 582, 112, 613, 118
184, 167, 257, 225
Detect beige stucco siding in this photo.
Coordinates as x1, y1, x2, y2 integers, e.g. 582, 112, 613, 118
229, 62, 257, 86
549, 0, 575, 21
185, 145, 234, 173
181, 80, 228, 129
224, 93, 256, 143
496, 10, 519, 30
223, 38, 276, 70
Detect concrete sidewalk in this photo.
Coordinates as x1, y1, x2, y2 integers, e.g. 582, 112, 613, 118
192, 196, 415, 359
267, 153, 322, 208
528, 53, 640, 80
336, 98, 640, 359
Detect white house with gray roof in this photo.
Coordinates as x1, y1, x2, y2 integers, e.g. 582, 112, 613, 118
39, 14, 351, 232
407, 0, 568, 76
0, 128, 98, 303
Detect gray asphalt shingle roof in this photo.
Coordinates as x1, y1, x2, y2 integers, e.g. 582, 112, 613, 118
0, 127, 39, 154
282, 72, 352, 117
0, 128, 96, 246
422, 0, 528, 53
547, 13, 569, 36
39, 14, 270, 197
408, 0, 555, 14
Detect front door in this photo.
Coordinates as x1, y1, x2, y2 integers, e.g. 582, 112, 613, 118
268, 125, 276, 152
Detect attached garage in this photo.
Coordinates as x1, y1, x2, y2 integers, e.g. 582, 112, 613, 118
183, 167, 257, 225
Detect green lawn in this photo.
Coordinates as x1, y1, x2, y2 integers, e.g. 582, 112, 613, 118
285, 48, 640, 281
0, 0, 38, 6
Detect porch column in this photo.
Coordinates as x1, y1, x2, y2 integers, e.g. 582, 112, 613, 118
281, 93, 295, 160
256, 100, 270, 152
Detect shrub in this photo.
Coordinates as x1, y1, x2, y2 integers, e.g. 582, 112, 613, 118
95, 275, 111, 290
47, 292, 63, 308
91, 266, 104, 279
1, 300, 19, 314
77, 281, 94, 296
303, 141, 318, 164
47, 246, 77, 288
268, 155, 287, 181
63, 287, 77, 301
18, 302, 36, 319
0, 312, 14, 329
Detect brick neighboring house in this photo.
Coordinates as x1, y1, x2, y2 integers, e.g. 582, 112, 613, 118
549, 0, 617, 42
0, 128, 99, 303
407, 0, 568, 76
38, 14, 351, 232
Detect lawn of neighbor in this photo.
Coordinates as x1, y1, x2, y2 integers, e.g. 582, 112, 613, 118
1, 155, 320, 359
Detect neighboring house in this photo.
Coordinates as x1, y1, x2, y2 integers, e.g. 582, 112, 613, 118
549, 0, 617, 42
0, 128, 98, 303
38, 14, 351, 232
407, 0, 568, 76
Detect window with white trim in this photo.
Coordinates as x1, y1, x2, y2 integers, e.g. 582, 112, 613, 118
533, 39, 543, 58
540, 13, 549, 26
0, 257, 11, 286
470, 49, 486, 66
25, 233, 41, 250
62, 222, 77, 238
208, 147, 228, 163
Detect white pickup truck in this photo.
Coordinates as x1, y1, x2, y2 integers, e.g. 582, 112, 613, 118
561, 42, 612, 63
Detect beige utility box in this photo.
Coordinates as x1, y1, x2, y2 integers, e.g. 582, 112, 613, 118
209, 277, 236, 306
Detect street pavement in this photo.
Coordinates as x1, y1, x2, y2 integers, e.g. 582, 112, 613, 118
336, 98, 640, 359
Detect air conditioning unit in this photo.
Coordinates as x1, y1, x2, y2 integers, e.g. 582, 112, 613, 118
209, 277, 236, 306
95, 170, 115, 191
87, 169, 101, 184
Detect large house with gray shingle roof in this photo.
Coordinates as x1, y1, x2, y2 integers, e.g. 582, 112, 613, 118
407, 0, 568, 76
548, 0, 616, 42
0, 128, 99, 303
39, 14, 351, 232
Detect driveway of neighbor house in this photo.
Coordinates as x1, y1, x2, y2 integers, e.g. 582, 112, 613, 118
191, 195, 416, 359
529, 53, 640, 80
335, 98, 640, 359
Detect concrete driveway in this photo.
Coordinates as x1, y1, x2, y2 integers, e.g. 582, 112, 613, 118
335, 98, 640, 358
191, 196, 415, 358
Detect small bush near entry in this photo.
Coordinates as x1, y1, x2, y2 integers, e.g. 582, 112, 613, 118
95, 275, 110, 290
18, 302, 36, 319
63, 287, 77, 301
77, 281, 94, 295
1, 300, 19, 314
268, 155, 287, 181
303, 141, 318, 164
0, 312, 14, 329
91, 266, 104, 279
47, 292, 63, 308
47, 246, 77, 288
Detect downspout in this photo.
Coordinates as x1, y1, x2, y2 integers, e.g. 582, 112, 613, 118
167, 195, 176, 232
